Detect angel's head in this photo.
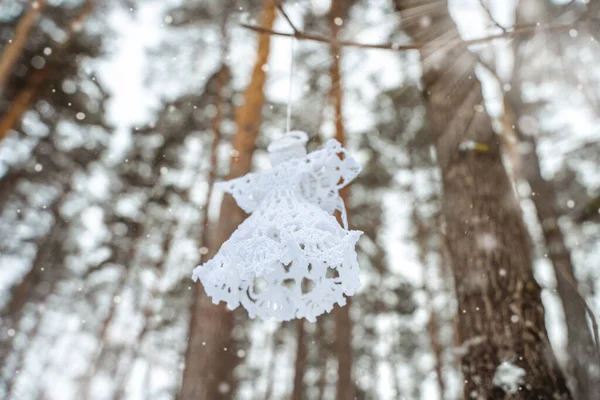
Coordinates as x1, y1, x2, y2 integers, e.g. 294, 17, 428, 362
267, 131, 309, 166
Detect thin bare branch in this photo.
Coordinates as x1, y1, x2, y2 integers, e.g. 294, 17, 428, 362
242, 23, 421, 50
478, 0, 507, 32
276, 1, 299, 34
242, 20, 580, 51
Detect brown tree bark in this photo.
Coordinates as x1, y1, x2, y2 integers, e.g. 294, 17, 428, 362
316, 319, 329, 400
394, 1, 572, 398
78, 221, 144, 399
0, 200, 67, 387
179, 1, 276, 398
292, 319, 307, 400
0, 63, 51, 140
329, 1, 354, 398
264, 328, 283, 400
514, 113, 599, 399
0, 0, 48, 93
0, 0, 94, 141
501, 3, 600, 394
414, 216, 446, 400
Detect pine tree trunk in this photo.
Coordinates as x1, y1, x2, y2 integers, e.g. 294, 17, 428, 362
501, 2, 600, 398
329, 1, 355, 398
505, 64, 599, 400
292, 319, 307, 400
179, 1, 275, 398
0, 0, 94, 141
0, 0, 47, 93
0, 203, 66, 382
316, 319, 329, 400
518, 124, 599, 400
394, 1, 572, 398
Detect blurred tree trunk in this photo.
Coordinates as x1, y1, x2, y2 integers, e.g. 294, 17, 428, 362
0, 0, 94, 141
0, 0, 47, 93
414, 215, 445, 400
329, 1, 355, 398
0, 61, 52, 140
0, 200, 66, 380
316, 319, 329, 400
508, 96, 599, 399
394, 1, 572, 398
179, 1, 275, 398
292, 319, 307, 400
3, 202, 65, 318
502, 3, 600, 397
264, 328, 283, 400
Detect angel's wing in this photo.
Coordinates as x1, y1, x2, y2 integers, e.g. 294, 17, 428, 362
305, 139, 362, 188
216, 171, 272, 213
299, 139, 362, 228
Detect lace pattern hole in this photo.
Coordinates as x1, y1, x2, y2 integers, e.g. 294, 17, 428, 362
326, 267, 339, 279
253, 277, 268, 294
282, 262, 292, 273
283, 279, 296, 290
301, 278, 315, 294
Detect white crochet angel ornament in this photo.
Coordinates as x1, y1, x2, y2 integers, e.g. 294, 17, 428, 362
192, 131, 362, 322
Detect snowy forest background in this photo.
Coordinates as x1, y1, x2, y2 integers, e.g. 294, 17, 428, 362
1, 0, 600, 399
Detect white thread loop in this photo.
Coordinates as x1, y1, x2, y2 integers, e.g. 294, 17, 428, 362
286, 36, 296, 133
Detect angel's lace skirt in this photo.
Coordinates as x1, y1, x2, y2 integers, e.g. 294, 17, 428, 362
192, 190, 362, 321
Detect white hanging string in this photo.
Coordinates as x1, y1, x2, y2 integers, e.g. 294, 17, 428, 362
285, 36, 296, 133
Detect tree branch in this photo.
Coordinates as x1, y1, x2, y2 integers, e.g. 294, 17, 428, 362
241, 20, 580, 51
276, 1, 299, 35
478, 0, 507, 32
